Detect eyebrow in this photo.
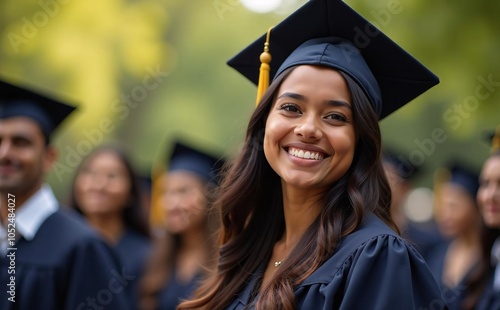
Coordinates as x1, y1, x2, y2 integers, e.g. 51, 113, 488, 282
277, 92, 351, 109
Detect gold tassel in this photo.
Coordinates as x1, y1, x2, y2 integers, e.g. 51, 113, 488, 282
256, 27, 273, 106
491, 125, 500, 153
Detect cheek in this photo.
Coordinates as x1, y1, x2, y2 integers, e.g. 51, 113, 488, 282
74, 176, 90, 195
110, 182, 131, 200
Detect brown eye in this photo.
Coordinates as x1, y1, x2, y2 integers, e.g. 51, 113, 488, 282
280, 103, 300, 113
325, 113, 347, 122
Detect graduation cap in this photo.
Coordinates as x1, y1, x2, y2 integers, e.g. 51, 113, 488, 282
437, 163, 479, 198
0, 79, 76, 140
227, 0, 439, 119
484, 125, 500, 153
382, 149, 419, 181
168, 141, 224, 185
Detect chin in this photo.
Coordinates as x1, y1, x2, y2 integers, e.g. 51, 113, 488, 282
484, 216, 500, 228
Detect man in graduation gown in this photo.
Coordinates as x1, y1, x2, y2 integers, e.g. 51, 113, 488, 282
0, 79, 131, 309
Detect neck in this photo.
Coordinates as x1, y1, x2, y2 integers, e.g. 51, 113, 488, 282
280, 182, 323, 246
86, 213, 125, 244
451, 223, 482, 252
1, 183, 44, 225
179, 226, 206, 252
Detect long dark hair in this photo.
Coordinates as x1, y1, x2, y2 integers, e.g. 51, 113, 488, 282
70, 144, 150, 238
462, 151, 500, 309
178, 66, 396, 309
139, 171, 220, 310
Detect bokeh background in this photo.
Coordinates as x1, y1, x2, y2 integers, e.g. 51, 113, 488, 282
1, 0, 499, 210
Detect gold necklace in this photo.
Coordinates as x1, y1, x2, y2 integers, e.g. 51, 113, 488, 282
274, 259, 284, 267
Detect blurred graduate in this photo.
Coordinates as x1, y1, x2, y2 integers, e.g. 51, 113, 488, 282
70, 143, 152, 309
382, 148, 445, 259
474, 126, 500, 310
139, 141, 223, 310
427, 163, 484, 309
179, 0, 445, 308
0, 79, 130, 309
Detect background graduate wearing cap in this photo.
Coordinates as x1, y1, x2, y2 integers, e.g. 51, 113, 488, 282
139, 141, 223, 310
474, 126, 500, 310
382, 148, 445, 260
179, 0, 444, 309
0, 80, 130, 309
426, 163, 484, 309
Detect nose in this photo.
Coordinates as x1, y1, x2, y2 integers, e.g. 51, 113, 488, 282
86, 172, 108, 190
0, 140, 12, 160
294, 114, 322, 140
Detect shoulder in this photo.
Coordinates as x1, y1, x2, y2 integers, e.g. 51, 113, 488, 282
115, 229, 152, 260
17, 208, 119, 267
40, 208, 102, 243
295, 213, 446, 309
300, 213, 423, 286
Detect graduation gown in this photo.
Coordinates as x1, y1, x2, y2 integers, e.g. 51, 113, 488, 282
157, 268, 202, 310
114, 229, 151, 310
227, 213, 447, 309
476, 275, 500, 310
402, 221, 446, 260
425, 243, 476, 310
0, 209, 130, 310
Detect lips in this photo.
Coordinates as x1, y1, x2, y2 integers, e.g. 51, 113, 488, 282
0, 165, 19, 174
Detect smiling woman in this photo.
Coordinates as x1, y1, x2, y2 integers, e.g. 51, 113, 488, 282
70, 144, 152, 309
178, 0, 445, 309
179, 0, 446, 309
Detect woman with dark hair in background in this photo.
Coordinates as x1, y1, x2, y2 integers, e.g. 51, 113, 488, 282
472, 127, 500, 309
139, 141, 222, 310
426, 163, 484, 309
70, 144, 151, 309
178, 0, 445, 308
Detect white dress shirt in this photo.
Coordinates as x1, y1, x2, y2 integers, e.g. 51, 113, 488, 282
0, 184, 58, 255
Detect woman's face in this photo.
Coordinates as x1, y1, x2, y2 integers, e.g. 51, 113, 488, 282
435, 183, 480, 238
478, 155, 500, 228
263, 65, 356, 192
160, 171, 208, 234
74, 151, 132, 216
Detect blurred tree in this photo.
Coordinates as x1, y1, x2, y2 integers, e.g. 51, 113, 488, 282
1, 0, 498, 198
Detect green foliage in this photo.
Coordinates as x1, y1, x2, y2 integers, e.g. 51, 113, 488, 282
1, 0, 498, 197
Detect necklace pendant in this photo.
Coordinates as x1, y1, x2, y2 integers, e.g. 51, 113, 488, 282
274, 260, 282, 267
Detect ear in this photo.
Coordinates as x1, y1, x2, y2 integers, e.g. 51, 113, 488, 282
43, 145, 58, 173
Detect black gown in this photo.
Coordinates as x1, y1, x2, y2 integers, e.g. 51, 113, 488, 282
0, 209, 130, 310
227, 213, 447, 309
114, 229, 151, 309
157, 266, 202, 310
476, 269, 500, 310
426, 242, 477, 310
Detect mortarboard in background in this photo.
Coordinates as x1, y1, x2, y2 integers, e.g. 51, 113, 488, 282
227, 0, 439, 119
436, 162, 479, 199
382, 148, 420, 181
168, 141, 225, 186
148, 140, 225, 230
0, 79, 77, 140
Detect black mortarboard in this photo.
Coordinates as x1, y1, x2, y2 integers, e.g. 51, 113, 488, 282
227, 0, 439, 119
0, 79, 76, 139
168, 141, 224, 185
382, 149, 419, 180
444, 164, 479, 198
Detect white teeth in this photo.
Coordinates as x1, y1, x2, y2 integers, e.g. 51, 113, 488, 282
287, 148, 324, 160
